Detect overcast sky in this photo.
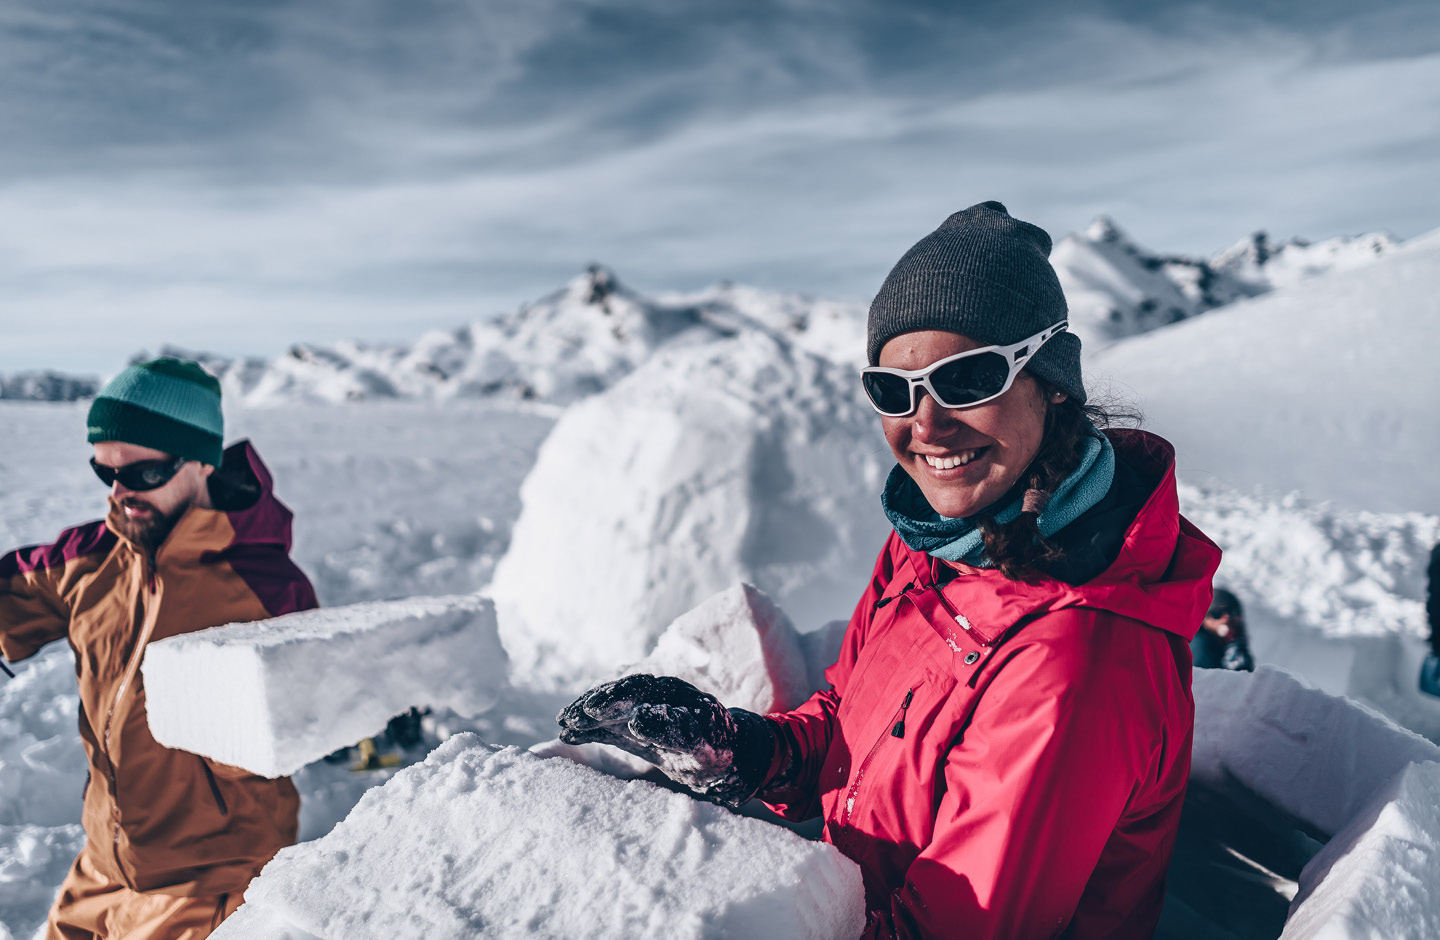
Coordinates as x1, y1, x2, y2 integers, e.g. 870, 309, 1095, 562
3, 0, 1439, 374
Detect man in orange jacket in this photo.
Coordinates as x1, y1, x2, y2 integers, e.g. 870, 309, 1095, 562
0, 357, 318, 939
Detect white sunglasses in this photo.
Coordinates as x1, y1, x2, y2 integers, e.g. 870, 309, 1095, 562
860, 321, 1068, 417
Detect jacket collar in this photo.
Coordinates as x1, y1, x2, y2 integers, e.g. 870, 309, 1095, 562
898, 429, 1220, 646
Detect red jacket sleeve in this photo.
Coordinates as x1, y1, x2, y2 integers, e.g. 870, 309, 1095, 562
761, 536, 900, 819
867, 610, 1178, 940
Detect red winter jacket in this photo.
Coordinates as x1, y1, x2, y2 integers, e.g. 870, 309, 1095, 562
761, 430, 1220, 939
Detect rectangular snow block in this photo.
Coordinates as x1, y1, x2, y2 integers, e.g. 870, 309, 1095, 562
1192, 666, 1440, 837
219, 735, 865, 940
143, 595, 507, 778
1282, 760, 1440, 939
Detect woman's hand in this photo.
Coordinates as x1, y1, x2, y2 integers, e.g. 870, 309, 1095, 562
557, 674, 774, 808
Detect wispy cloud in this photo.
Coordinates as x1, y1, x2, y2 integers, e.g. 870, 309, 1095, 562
2, 1, 1438, 372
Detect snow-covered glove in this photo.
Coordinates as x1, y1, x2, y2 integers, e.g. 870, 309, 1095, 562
557, 674, 775, 808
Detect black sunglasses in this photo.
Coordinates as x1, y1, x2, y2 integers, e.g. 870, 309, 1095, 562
90, 455, 188, 491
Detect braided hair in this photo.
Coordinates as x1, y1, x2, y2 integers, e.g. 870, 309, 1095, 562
977, 388, 1135, 581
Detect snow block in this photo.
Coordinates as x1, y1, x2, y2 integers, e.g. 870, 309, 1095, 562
1282, 760, 1440, 939
143, 595, 507, 778
627, 583, 811, 715
1192, 666, 1440, 837
220, 735, 866, 940
491, 330, 890, 689
531, 584, 813, 778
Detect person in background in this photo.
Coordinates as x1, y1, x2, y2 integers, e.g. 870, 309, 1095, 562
558, 202, 1221, 939
1191, 587, 1255, 672
1421, 543, 1440, 697
0, 358, 318, 940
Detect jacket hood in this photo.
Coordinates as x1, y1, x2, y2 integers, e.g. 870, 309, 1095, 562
206, 439, 297, 552
104, 439, 297, 559
903, 429, 1220, 644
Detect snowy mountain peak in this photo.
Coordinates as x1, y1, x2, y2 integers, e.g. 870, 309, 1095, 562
121, 266, 863, 408
1053, 218, 1401, 353
580, 262, 620, 305
1210, 229, 1399, 291
1082, 215, 1129, 245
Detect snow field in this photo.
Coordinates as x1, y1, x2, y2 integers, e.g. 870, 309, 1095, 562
143, 595, 508, 778
216, 737, 866, 940
0, 647, 86, 939
491, 329, 890, 690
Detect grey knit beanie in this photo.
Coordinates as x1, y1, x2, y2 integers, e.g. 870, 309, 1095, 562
867, 201, 1085, 403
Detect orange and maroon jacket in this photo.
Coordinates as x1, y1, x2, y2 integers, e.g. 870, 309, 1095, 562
0, 440, 317, 897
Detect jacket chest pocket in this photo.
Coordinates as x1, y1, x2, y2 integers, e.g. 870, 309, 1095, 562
829, 668, 960, 844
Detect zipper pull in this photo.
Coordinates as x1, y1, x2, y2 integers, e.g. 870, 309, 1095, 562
890, 688, 915, 738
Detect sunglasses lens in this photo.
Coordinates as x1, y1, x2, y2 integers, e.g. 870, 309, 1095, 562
90, 458, 117, 487
862, 372, 914, 415
930, 352, 1012, 407
132, 463, 175, 489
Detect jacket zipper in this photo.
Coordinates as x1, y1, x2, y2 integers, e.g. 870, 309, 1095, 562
101, 550, 162, 889
201, 761, 230, 816
890, 688, 915, 738
840, 686, 915, 827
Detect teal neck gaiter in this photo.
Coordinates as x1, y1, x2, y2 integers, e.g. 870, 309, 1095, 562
881, 430, 1115, 567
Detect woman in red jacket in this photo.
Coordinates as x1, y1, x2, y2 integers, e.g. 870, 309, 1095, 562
559, 202, 1220, 939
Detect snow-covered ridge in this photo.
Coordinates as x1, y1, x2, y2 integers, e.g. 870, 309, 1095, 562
1089, 230, 1440, 515
1054, 217, 1397, 352
6, 219, 1398, 404
144, 266, 870, 408
0, 371, 99, 402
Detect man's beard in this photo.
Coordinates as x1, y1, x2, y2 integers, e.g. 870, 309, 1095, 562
110, 495, 191, 553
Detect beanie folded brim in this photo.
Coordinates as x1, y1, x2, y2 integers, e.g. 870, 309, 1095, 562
1025, 332, 1086, 405
86, 398, 224, 467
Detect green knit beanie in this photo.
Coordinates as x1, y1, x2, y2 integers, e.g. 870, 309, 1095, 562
87, 358, 224, 466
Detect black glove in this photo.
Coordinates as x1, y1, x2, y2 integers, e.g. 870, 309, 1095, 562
557, 674, 775, 808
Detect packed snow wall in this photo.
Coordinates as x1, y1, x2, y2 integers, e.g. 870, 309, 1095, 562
490, 330, 890, 690
213, 739, 867, 940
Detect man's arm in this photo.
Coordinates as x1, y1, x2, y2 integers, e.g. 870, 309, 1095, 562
0, 521, 113, 663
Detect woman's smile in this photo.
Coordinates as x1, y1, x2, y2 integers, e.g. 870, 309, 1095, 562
918, 446, 990, 473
